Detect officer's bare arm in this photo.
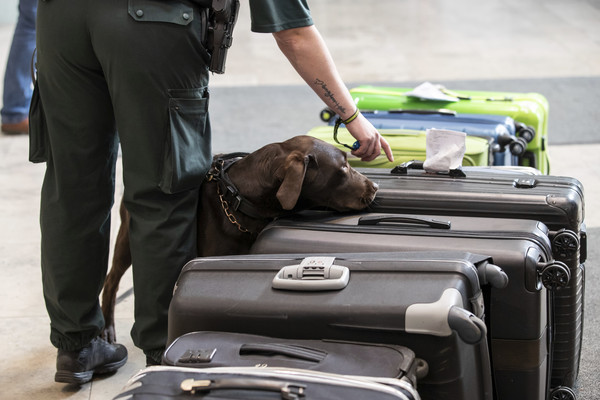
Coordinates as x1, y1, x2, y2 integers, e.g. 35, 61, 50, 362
272, 25, 393, 162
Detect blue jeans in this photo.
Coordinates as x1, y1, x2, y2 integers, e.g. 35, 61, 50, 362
1, 0, 37, 125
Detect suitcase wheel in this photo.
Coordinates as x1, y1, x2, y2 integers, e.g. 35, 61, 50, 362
550, 386, 577, 400
320, 108, 335, 123
552, 229, 580, 259
539, 261, 571, 290
509, 137, 528, 156
515, 122, 536, 143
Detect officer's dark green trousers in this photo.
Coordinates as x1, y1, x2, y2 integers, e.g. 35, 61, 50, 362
34, 0, 212, 354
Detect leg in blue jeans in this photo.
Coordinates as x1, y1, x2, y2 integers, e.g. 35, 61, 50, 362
1, 0, 37, 126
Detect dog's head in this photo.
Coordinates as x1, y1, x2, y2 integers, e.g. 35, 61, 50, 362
231, 135, 377, 215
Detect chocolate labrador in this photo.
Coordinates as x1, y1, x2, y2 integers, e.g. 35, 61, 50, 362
101, 135, 378, 343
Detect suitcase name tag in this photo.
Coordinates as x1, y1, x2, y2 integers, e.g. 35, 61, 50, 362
272, 257, 349, 291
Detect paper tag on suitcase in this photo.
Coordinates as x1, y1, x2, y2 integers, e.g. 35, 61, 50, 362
423, 129, 466, 173
405, 82, 459, 102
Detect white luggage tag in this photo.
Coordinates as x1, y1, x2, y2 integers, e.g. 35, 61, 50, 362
423, 128, 467, 174
405, 82, 460, 102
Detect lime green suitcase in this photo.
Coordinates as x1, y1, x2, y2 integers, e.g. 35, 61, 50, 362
346, 85, 550, 174
307, 125, 492, 169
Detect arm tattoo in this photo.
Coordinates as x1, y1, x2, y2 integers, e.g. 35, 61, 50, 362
314, 78, 347, 115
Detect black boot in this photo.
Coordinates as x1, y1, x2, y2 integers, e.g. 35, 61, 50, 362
55, 337, 128, 385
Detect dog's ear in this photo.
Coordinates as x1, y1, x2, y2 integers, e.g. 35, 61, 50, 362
276, 150, 309, 210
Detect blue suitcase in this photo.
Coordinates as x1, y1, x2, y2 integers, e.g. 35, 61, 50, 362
327, 109, 528, 166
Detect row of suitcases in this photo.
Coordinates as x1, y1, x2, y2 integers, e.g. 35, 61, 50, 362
115, 165, 585, 400
113, 87, 582, 399
312, 83, 550, 173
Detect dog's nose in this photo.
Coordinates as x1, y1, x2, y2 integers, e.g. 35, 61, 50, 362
371, 182, 379, 190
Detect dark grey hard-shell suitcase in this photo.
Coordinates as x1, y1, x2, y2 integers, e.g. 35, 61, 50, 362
360, 163, 585, 390
168, 252, 498, 400
163, 331, 426, 388
250, 212, 568, 400
113, 365, 421, 400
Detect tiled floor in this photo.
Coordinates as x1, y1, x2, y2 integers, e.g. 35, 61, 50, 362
1, 1, 599, 398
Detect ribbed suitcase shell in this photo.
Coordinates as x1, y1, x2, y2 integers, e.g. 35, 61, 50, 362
348, 85, 550, 173
113, 366, 420, 400
250, 213, 561, 400
168, 252, 495, 400
307, 126, 492, 168
360, 165, 585, 389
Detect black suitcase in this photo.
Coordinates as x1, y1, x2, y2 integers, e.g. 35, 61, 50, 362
163, 331, 426, 388
113, 365, 420, 400
168, 252, 497, 400
360, 163, 586, 389
250, 212, 568, 400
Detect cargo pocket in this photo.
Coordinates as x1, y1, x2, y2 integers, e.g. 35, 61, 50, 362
28, 79, 49, 163
159, 87, 211, 194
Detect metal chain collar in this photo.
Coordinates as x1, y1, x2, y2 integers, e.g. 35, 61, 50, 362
216, 182, 252, 234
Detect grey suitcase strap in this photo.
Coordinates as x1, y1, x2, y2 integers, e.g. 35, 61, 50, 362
113, 366, 420, 400
163, 331, 427, 386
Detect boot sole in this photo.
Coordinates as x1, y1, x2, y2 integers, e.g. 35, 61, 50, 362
55, 356, 128, 385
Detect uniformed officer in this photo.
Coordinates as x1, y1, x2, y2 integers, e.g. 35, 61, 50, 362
33, 0, 392, 384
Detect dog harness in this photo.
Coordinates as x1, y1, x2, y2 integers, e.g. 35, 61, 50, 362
206, 153, 270, 233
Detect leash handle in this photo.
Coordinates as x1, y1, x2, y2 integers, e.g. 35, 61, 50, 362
332, 108, 361, 151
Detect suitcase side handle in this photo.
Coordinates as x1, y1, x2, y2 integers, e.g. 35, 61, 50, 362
357, 214, 451, 230
181, 378, 306, 399
240, 343, 326, 363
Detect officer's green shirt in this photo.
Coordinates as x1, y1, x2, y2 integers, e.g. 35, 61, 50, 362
249, 0, 313, 33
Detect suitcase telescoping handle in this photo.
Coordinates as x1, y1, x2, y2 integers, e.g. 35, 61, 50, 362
181, 378, 306, 399
358, 214, 451, 229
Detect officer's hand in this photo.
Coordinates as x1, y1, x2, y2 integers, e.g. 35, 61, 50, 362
345, 113, 393, 162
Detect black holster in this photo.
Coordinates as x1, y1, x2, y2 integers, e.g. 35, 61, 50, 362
205, 0, 240, 74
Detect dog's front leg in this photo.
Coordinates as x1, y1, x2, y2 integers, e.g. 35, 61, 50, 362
101, 201, 132, 343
